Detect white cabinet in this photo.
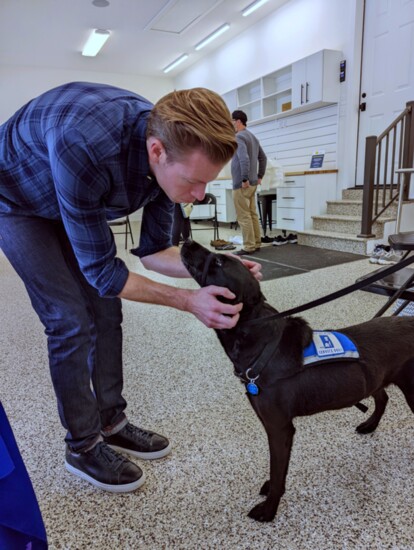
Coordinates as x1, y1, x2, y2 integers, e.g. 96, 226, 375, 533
276, 172, 337, 231
190, 179, 236, 224
222, 49, 341, 124
208, 179, 236, 223
291, 50, 341, 109
223, 67, 292, 122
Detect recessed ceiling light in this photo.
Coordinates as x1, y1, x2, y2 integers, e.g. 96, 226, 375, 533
82, 29, 111, 57
195, 24, 230, 51
242, 0, 270, 17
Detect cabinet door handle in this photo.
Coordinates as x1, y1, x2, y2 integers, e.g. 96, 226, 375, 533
300, 84, 304, 105
282, 217, 295, 221
284, 179, 296, 183
306, 82, 310, 102
282, 196, 295, 199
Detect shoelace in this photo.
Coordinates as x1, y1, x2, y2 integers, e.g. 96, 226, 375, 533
124, 423, 152, 445
93, 442, 128, 471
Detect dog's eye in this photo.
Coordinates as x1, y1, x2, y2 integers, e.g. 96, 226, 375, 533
215, 258, 223, 267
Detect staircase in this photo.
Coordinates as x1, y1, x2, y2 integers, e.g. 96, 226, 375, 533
299, 100, 414, 255
298, 188, 398, 255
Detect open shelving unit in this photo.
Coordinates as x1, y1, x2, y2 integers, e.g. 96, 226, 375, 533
222, 50, 341, 124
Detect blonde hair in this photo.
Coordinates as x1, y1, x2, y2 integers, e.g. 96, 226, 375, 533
147, 88, 237, 164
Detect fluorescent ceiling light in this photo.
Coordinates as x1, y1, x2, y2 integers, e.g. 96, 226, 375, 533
163, 54, 189, 73
242, 0, 270, 17
195, 23, 230, 51
82, 29, 111, 57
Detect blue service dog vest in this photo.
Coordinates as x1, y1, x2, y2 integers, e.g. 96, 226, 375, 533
303, 331, 359, 366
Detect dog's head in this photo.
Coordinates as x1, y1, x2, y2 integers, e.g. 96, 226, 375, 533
180, 240, 264, 309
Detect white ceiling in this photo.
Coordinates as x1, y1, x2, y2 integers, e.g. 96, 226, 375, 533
0, 0, 290, 78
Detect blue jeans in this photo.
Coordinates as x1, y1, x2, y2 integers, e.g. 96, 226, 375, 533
0, 216, 127, 451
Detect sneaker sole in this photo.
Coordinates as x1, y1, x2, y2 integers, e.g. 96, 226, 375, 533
65, 461, 146, 493
108, 441, 172, 460
378, 259, 398, 265
272, 241, 288, 246
369, 258, 380, 264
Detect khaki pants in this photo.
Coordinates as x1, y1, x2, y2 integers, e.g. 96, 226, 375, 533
232, 186, 261, 252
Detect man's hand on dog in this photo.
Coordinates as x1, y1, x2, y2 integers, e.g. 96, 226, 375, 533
185, 286, 243, 329
183, 259, 262, 329
231, 257, 263, 282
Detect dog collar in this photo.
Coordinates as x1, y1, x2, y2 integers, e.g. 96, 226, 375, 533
236, 339, 280, 396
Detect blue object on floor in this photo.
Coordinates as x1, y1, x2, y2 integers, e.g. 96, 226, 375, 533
0, 401, 48, 549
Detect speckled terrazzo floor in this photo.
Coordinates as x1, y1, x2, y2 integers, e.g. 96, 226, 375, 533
1, 223, 414, 550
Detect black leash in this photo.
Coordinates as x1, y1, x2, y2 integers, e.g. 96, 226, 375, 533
241, 253, 414, 325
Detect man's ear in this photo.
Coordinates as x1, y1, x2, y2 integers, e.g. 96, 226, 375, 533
147, 137, 166, 165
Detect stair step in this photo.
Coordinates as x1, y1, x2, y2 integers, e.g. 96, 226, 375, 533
312, 214, 395, 236
342, 187, 397, 201
328, 200, 363, 205
327, 199, 400, 216
297, 229, 374, 255
327, 200, 363, 216
294, 187, 412, 254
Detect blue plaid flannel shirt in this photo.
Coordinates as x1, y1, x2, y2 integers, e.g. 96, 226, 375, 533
0, 82, 174, 297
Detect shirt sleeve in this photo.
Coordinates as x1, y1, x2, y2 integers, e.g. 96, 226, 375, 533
258, 145, 267, 179
235, 134, 250, 181
45, 127, 129, 297
130, 189, 174, 258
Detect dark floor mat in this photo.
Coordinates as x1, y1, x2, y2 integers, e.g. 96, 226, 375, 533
242, 244, 366, 281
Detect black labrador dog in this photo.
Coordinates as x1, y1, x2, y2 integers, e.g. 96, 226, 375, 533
180, 240, 414, 522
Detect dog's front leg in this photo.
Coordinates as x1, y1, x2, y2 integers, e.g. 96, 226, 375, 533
248, 419, 295, 522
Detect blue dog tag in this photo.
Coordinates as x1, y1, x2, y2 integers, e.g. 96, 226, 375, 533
246, 382, 259, 395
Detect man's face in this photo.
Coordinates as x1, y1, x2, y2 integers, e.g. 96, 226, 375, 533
232, 119, 241, 133
147, 138, 224, 203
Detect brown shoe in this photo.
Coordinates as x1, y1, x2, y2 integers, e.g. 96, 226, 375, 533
210, 239, 229, 247
234, 249, 254, 256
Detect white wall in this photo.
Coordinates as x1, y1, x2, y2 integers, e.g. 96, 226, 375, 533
0, 65, 174, 123
175, 0, 364, 192
0, 0, 365, 192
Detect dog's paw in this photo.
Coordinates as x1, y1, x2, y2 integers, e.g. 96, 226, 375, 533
356, 420, 378, 434
259, 480, 270, 495
248, 501, 277, 522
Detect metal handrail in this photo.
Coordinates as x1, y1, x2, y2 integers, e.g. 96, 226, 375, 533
359, 101, 414, 238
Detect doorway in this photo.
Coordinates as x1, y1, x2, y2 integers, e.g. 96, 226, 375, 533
356, 0, 414, 185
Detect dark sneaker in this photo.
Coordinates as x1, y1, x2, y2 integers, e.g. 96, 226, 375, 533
65, 441, 145, 493
272, 235, 288, 246
104, 423, 172, 460
287, 233, 298, 244
261, 236, 273, 243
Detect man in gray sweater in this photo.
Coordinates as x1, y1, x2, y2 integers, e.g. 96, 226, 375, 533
231, 110, 267, 255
